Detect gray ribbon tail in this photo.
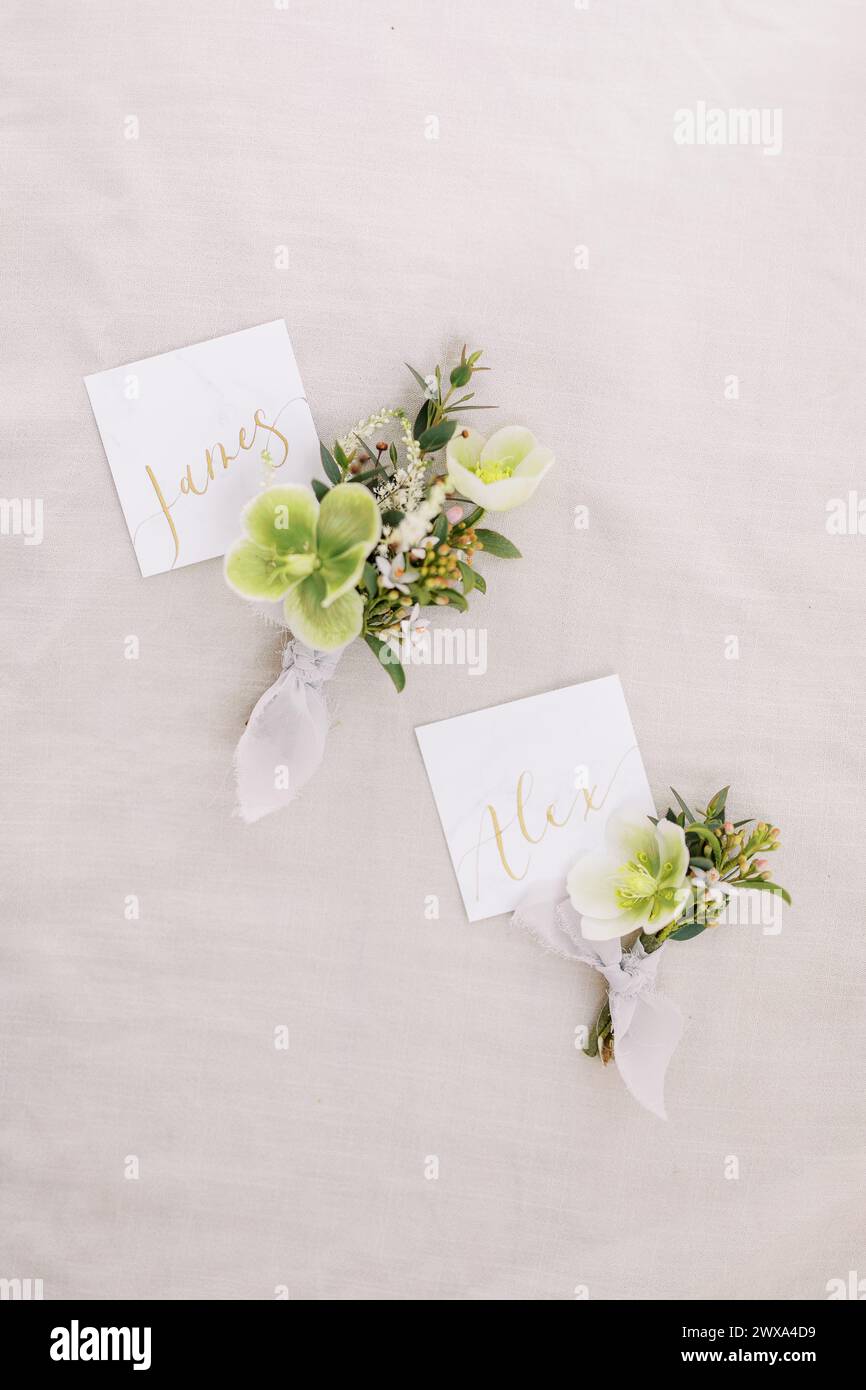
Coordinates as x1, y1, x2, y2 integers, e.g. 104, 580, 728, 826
610, 983, 683, 1120
513, 898, 684, 1119
234, 640, 340, 824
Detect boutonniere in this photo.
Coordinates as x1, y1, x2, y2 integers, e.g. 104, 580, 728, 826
514, 787, 790, 1117
225, 347, 554, 820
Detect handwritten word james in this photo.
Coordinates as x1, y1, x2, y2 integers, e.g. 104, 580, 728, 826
145, 408, 288, 566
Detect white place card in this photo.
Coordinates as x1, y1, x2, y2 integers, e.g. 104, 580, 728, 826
85, 320, 321, 576
416, 675, 655, 922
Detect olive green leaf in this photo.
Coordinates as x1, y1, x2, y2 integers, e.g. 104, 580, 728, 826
474, 527, 521, 558
737, 880, 792, 906
320, 441, 342, 485
364, 633, 407, 692
669, 921, 707, 942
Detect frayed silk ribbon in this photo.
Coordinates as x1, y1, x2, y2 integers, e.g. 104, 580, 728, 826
512, 893, 684, 1119
234, 640, 340, 824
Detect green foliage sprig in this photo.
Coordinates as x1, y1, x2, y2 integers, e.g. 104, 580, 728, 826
312, 348, 526, 690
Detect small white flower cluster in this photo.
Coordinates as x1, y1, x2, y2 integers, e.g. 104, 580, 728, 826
336, 407, 428, 552
337, 407, 422, 475
382, 603, 431, 649
336, 407, 398, 455
374, 467, 427, 525
390, 481, 447, 552
688, 866, 732, 923
334, 404, 446, 573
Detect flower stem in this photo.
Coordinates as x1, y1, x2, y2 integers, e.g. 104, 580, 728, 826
584, 999, 612, 1058
640, 918, 681, 953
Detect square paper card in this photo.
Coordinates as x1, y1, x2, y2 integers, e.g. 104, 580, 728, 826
416, 675, 655, 922
85, 320, 321, 576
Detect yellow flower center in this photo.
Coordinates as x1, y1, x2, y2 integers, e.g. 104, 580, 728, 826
473, 455, 516, 483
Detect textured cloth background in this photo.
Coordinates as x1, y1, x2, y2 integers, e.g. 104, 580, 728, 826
1, 0, 864, 1301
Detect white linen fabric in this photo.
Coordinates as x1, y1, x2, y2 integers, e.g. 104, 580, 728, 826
1, 0, 864, 1301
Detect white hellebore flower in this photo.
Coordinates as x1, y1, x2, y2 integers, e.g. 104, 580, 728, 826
566, 806, 691, 942
445, 426, 554, 512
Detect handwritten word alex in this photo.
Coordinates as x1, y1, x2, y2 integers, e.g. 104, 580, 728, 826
470, 748, 638, 893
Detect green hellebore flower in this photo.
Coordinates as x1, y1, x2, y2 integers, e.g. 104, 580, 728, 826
445, 426, 554, 512
225, 483, 381, 651
566, 805, 691, 941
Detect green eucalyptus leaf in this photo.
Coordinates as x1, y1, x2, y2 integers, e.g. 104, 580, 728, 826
320, 441, 341, 485
474, 528, 521, 559
362, 562, 378, 598
669, 921, 707, 942
442, 588, 468, 612
413, 402, 432, 441
363, 633, 406, 692
457, 560, 475, 593
311, 478, 330, 503
419, 419, 458, 453
381, 509, 405, 527
670, 787, 697, 823
432, 514, 448, 542
405, 362, 430, 393
737, 880, 792, 906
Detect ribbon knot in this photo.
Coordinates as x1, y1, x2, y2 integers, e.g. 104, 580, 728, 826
281, 639, 340, 685
604, 941, 658, 1000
